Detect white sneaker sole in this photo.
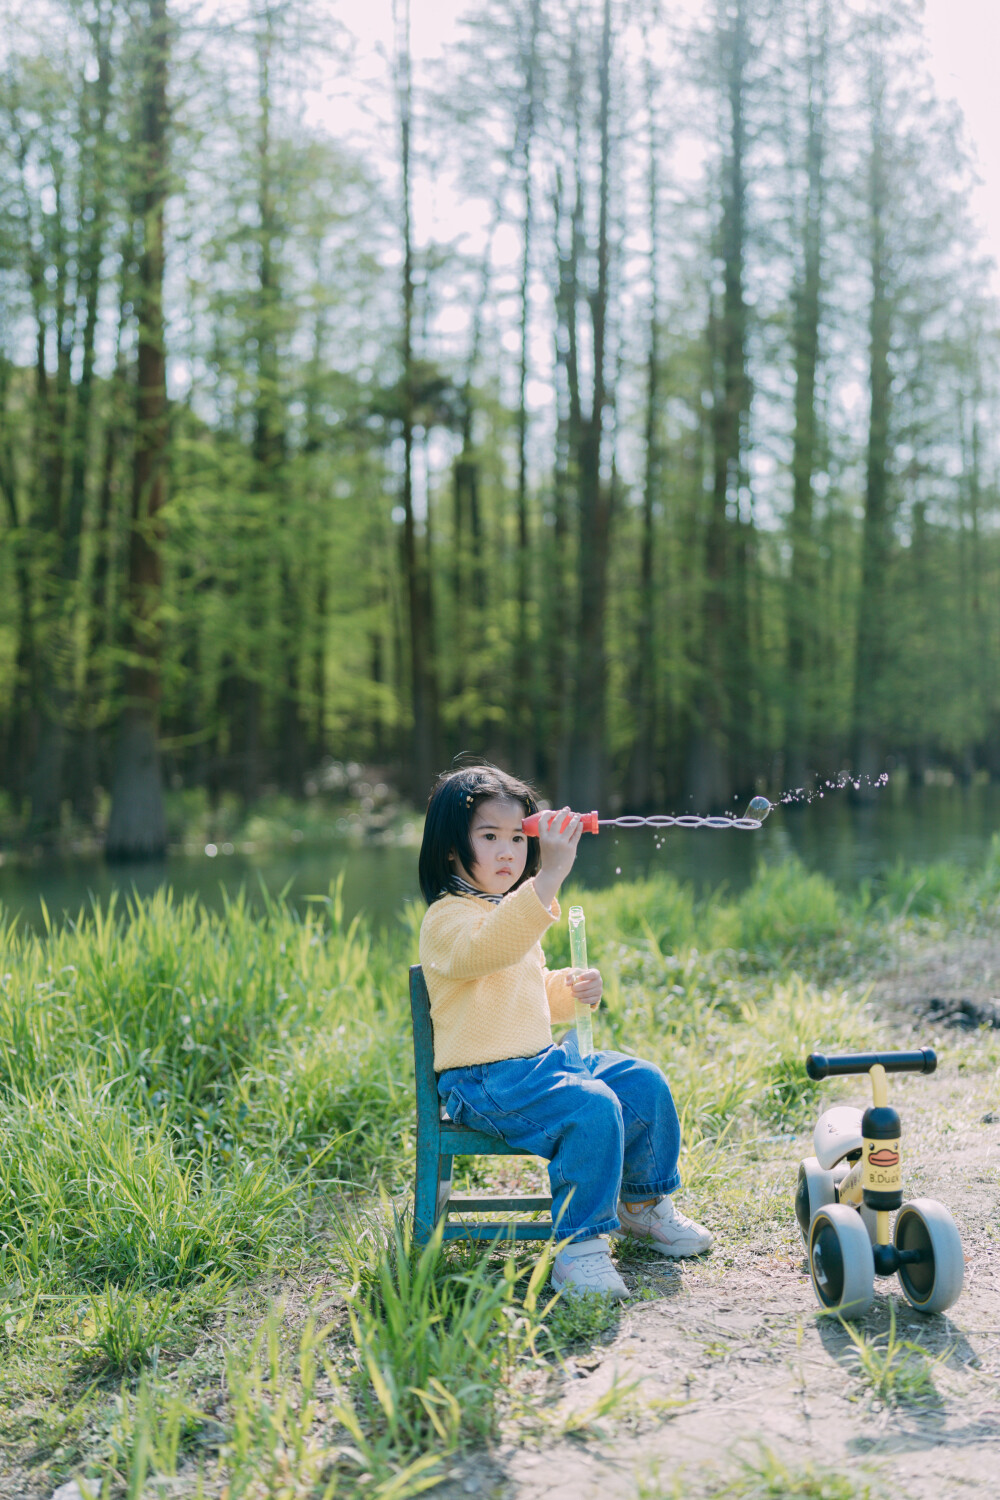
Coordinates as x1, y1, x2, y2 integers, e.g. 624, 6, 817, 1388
636, 1238, 713, 1259
618, 1222, 713, 1259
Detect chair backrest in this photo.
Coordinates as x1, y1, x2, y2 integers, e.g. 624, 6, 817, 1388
409, 964, 442, 1131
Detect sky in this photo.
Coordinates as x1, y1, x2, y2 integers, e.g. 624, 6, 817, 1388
320, 0, 1000, 290
921, 0, 1000, 279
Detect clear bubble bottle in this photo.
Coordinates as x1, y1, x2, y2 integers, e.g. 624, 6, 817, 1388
568, 905, 594, 1059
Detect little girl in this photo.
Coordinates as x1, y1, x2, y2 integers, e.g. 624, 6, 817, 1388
418, 763, 711, 1298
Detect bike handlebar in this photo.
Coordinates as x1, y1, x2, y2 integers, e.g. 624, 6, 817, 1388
806, 1047, 937, 1081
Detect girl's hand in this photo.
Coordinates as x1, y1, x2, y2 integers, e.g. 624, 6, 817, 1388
533, 807, 583, 910
566, 967, 602, 1009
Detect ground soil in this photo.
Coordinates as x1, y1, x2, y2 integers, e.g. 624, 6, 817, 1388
431, 932, 1000, 1499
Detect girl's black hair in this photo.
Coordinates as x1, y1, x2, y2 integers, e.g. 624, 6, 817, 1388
419, 762, 541, 904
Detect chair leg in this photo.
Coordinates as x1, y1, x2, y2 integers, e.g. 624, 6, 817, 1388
436, 1154, 454, 1217
414, 1134, 442, 1247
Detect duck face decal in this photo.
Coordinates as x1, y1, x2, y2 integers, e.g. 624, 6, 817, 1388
863, 1138, 901, 1192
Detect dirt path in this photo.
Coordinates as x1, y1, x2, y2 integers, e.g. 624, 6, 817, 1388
437, 940, 1000, 1499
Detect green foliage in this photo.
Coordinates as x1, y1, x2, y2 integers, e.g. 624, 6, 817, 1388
81, 1276, 229, 1377
876, 858, 968, 918
839, 1300, 944, 1408
561, 862, 873, 1138
0, 885, 411, 1292
0, 1076, 300, 1287
550, 877, 699, 964
0, 852, 990, 1492
217, 1307, 446, 1500
342, 1209, 544, 1456
2, 0, 1000, 838
556, 858, 853, 971
99, 1371, 206, 1493
731, 862, 846, 958
709, 1445, 879, 1498
540, 1284, 621, 1346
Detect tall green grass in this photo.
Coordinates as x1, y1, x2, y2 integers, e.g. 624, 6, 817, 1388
0, 886, 413, 1293
2, 849, 994, 1297
1, 847, 996, 1494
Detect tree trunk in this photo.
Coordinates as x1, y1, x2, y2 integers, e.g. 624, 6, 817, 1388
0, 363, 37, 803
66, 17, 113, 584
22, 142, 65, 836
106, 0, 170, 860
80, 228, 134, 819
629, 46, 661, 811
28, 154, 78, 829
785, 0, 827, 792
688, 0, 750, 810
256, 14, 306, 792
546, 149, 580, 801
568, 0, 614, 811
395, 0, 438, 798
959, 370, 986, 768
852, 68, 891, 797
66, 16, 115, 822
512, 0, 542, 775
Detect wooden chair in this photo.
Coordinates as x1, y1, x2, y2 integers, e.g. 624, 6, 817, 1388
410, 963, 554, 1246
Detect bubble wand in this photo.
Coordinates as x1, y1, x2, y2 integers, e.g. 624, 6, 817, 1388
531, 799, 772, 1061
521, 796, 773, 838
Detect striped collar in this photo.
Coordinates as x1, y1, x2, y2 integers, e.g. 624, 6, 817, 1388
444, 874, 505, 906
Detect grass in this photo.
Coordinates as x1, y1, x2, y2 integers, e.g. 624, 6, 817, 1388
639, 1444, 882, 1497
712, 1446, 881, 1498
337, 1204, 550, 1456
0, 845, 998, 1494
838, 1300, 945, 1408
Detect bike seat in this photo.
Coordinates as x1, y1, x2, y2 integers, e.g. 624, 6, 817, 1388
813, 1105, 864, 1170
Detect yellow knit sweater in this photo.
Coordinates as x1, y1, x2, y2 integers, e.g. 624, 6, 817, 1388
419, 878, 577, 1069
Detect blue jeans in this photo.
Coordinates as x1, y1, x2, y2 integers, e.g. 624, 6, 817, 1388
437, 1031, 682, 1243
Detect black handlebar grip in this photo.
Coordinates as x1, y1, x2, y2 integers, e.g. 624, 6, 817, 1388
806, 1047, 937, 1081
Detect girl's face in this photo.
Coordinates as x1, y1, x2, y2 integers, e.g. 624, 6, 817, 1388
452, 797, 529, 896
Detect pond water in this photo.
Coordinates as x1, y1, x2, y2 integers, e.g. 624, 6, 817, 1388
2, 782, 998, 933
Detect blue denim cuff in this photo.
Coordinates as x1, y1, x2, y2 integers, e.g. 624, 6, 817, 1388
557, 1215, 621, 1244
620, 1170, 681, 1198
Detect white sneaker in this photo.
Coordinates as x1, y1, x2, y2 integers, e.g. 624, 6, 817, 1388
551, 1236, 628, 1300
617, 1196, 713, 1258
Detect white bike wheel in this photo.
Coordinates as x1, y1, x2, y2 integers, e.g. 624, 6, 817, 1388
894, 1198, 965, 1315
795, 1157, 849, 1247
808, 1204, 875, 1318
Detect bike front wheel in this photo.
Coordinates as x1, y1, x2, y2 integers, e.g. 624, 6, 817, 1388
808, 1204, 874, 1318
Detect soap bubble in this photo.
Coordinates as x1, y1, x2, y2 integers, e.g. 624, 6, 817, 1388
745, 796, 771, 822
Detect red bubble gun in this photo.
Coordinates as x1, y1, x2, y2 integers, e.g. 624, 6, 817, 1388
521, 810, 600, 836
521, 798, 772, 837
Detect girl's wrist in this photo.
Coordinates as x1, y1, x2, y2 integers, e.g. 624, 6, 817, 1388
533, 871, 560, 912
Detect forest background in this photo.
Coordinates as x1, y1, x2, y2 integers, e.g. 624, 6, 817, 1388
2, 0, 998, 860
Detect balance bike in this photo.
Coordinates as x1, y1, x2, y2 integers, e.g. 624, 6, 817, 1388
794, 1048, 964, 1318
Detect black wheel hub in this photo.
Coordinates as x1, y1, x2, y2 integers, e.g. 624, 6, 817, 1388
896, 1211, 935, 1300
794, 1172, 812, 1239
811, 1222, 845, 1306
